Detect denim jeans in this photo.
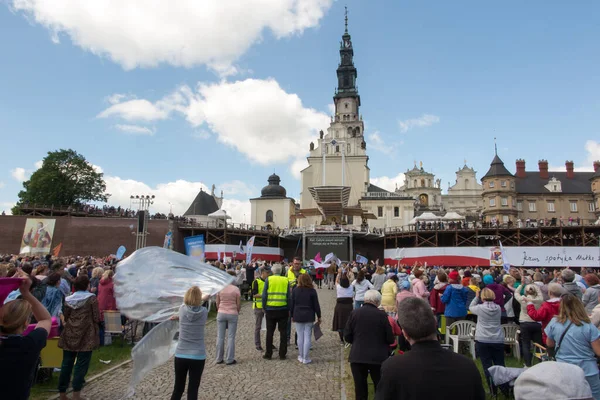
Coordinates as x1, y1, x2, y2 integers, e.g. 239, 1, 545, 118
216, 313, 238, 364
476, 341, 506, 395
58, 350, 92, 392
253, 308, 264, 348
354, 300, 364, 309
585, 374, 600, 400
295, 322, 314, 361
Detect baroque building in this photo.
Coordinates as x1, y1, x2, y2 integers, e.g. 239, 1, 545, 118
250, 174, 296, 229
442, 163, 484, 219
481, 152, 600, 226
395, 162, 443, 214
298, 13, 414, 229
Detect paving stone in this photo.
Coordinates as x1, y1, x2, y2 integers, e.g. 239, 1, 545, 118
68, 288, 341, 400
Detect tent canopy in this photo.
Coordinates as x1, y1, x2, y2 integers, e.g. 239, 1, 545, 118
208, 209, 231, 219
418, 212, 441, 221
443, 211, 465, 220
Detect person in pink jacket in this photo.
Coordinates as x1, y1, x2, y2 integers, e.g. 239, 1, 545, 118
412, 269, 430, 300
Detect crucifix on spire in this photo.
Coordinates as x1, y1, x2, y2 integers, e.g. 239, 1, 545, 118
345, 6, 348, 33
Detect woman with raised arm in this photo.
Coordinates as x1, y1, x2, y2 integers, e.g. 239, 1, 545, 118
0, 270, 53, 400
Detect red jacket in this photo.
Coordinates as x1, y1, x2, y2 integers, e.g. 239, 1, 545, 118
97, 278, 117, 321
527, 299, 560, 344
429, 283, 448, 314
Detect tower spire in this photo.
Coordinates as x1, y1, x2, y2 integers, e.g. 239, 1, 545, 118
494, 137, 498, 155
344, 6, 348, 33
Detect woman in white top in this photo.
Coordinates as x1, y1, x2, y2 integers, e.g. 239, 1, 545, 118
332, 267, 354, 345
352, 270, 374, 309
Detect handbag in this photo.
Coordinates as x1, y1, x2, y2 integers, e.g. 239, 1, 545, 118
546, 322, 572, 361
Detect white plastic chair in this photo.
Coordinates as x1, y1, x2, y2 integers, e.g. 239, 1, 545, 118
445, 320, 476, 359
502, 324, 521, 360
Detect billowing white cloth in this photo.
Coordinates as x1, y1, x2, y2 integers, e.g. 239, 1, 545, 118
126, 319, 179, 397
114, 247, 234, 322
113, 247, 234, 397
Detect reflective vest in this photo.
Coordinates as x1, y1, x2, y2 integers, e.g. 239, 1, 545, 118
287, 268, 306, 287
265, 276, 289, 307
253, 278, 265, 309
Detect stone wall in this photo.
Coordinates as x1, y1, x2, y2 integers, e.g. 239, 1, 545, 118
0, 216, 171, 256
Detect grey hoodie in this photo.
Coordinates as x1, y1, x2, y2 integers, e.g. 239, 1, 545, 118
583, 285, 600, 314
562, 282, 583, 300
175, 304, 208, 359
469, 297, 504, 343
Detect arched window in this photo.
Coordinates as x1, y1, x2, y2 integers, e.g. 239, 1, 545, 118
265, 210, 273, 223
347, 127, 353, 136
421, 179, 425, 187
413, 180, 417, 187
355, 127, 360, 135
465, 178, 469, 188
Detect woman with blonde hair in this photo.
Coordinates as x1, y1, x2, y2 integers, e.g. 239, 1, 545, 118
546, 293, 600, 400
371, 266, 387, 292
89, 266, 104, 295
514, 282, 544, 367
98, 270, 116, 346
170, 286, 210, 400
0, 272, 52, 400
469, 288, 506, 396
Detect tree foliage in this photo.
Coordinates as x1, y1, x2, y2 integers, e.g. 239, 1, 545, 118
15, 149, 110, 209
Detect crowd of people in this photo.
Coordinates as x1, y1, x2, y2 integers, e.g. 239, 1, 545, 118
4, 250, 600, 399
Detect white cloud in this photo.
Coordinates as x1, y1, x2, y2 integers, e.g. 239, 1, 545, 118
12, 0, 333, 75
290, 157, 309, 180
398, 114, 440, 133
0, 202, 15, 214
10, 167, 27, 182
34, 160, 43, 169
98, 78, 330, 165
114, 124, 155, 136
367, 131, 402, 155
103, 174, 250, 222
105, 93, 128, 105
191, 130, 211, 140
585, 140, 600, 163
370, 172, 406, 192
219, 180, 256, 197
97, 99, 172, 122
327, 103, 335, 115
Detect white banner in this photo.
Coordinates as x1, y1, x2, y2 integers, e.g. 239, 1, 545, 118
383, 246, 600, 267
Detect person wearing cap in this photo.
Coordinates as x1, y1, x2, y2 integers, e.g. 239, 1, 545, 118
251, 268, 270, 351
441, 270, 470, 326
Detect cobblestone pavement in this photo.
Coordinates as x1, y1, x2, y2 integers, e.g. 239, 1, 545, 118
67, 287, 342, 400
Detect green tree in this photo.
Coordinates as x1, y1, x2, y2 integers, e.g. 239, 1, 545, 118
15, 149, 110, 210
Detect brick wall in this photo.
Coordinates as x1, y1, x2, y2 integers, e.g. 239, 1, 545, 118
0, 216, 171, 257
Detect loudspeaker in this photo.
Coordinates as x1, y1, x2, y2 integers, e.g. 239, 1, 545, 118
478, 236, 486, 246
137, 210, 146, 232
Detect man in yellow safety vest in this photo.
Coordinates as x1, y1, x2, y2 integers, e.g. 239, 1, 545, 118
252, 267, 270, 351
285, 256, 306, 344
261, 263, 291, 360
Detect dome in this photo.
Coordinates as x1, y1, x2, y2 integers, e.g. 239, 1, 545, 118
261, 174, 287, 198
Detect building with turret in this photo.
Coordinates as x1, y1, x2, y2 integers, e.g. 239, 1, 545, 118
297, 11, 414, 229
482, 152, 599, 226
442, 163, 484, 219
250, 174, 296, 229
395, 162, 443, 214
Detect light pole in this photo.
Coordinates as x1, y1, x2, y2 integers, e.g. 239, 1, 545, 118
130, 194, 155, 250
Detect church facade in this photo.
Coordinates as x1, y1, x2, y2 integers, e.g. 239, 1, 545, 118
298, 16, 414, 229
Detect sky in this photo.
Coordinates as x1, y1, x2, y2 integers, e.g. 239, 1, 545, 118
1, 1, 599, 222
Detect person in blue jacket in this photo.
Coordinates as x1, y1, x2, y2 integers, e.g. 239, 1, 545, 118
441, 270, 470, 326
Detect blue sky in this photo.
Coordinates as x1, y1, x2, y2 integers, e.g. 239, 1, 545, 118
1, 1, 599, 221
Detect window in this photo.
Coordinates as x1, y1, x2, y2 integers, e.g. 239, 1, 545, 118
345, 103, 349, 109
529, 202, 536, 212
489, 181, 495, 188
347, 215, 354, 224
589, 202, 596, 212
511, 182, 515, 189
265, 210, 273, 223
517, 201, 523, 211
553, 185, 557, 191
336, 145, 339, 153
547, 202, 555, 212
394, 207, 399, 217
502, 215, 509, 223
377, 206, 383, 217
413, 180, 417, 188
347, 143, 351, 153
421, 179, 425, 187
501, 197, 508, 206
490, 198, 496, 207
570, 201, 578, 212
501, 180, 507, 187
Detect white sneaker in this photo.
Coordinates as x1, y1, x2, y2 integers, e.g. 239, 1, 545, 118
303, 359, 312, 364
297, 356, 304, 363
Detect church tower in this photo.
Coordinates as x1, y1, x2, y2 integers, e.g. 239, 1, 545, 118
299, 8, 370, 227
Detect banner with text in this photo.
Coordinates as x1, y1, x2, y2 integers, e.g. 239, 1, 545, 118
383, 246, 600, 267
184, 235, 205, 262
306, 236, 349, 262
